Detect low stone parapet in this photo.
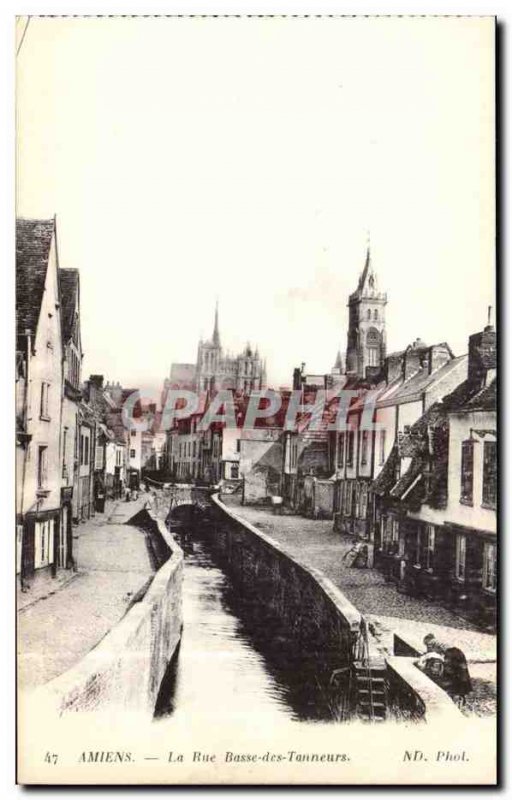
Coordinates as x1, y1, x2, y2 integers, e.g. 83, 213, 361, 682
386, 656, 464, 722
32, 510, 183, 717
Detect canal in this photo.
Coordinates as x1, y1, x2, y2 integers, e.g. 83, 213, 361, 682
155, 519, 345, 724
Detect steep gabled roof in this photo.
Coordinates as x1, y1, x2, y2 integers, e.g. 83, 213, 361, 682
16, 218, 55, 346
373, 445, 399, 496
389, 403, 449, 509
58, 268, 79, 344
376, 371, 496, 512
376, 354, 467, 408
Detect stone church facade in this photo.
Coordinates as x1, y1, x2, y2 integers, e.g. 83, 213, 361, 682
166, 303, 266, 396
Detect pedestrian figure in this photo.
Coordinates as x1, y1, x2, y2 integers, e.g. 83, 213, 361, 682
343, 541, 368, 568
443, 647, 472, 707
416, 633, 472, 707
416, 651, 445, 685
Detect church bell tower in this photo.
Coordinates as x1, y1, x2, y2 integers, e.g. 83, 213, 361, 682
345, 245, 387, 379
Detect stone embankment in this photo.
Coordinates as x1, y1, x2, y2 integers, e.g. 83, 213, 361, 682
211, 494, 463, 723
32, 508, 183, 716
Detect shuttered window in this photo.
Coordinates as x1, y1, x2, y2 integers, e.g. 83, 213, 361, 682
361, 430, 369, 465
379, 429, 386, 465
347, 431, 355, 466
455, 534, 467, 581
337, 432, 345, 468
40, 382, 50, 419
482, 542, 497, 591
426, 525, 436, 569
460, 440, 474, 504
482, 440, 497, 508
37, 446, 48, 488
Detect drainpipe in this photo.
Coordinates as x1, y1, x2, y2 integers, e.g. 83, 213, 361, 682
55, 338, 65, 577
54, 217, 64, 576
19, 329, 32, 584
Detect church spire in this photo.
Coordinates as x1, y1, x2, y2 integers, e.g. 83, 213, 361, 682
358, 236, 373, 292
333, 349, 343, 372
212, 299, 220, 347
345, 240, 387, 379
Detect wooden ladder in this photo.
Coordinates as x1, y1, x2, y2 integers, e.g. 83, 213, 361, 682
352, 618, 387, 722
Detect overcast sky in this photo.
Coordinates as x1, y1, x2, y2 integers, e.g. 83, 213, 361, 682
16, 16, 495, 401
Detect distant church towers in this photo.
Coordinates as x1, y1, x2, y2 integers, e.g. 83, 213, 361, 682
195, 302, 265, 393
345, 245, 387, 379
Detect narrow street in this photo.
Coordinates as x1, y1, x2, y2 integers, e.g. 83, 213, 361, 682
222, 495, 497, 717
17, 498, 153, 690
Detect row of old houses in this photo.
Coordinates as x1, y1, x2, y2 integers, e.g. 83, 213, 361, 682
15, 217, 157, 587
283, 256, 497, 629
160, 248, 496, 629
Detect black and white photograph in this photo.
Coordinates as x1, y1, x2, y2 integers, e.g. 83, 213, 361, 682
14, 14, 497, 785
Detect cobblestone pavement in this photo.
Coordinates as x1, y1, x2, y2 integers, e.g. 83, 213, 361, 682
17, 499, 153, 690
222, 497, 497, 717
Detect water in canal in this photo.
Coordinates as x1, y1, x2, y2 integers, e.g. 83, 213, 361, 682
155, 524, 342, 725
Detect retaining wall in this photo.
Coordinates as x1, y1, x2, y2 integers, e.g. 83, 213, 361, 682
386, 657, 464, 722
210, 495, 363, 689
34, 510, 183, 716
211, 495, 463, 723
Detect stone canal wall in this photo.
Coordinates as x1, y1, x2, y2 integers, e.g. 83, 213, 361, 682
210, 495, 463, 723
386, 657, 464, 722
210, 495, 363, 687
35, 510, 183, 716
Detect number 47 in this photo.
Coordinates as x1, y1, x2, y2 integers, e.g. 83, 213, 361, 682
44, 752, 58, 765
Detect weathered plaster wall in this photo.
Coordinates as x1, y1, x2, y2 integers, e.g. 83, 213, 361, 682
240, 429, 284, 503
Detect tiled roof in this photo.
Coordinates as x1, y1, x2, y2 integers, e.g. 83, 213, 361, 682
390, 459, 423, 501
16, 218, 55, 346
441, 376, 496, 414
377, 355, 467, 407
390, 403, 449, 509
459, 378, 496, 413
374, 362, 495, 510
58, 268, 79, 343
373, 445, 399, 495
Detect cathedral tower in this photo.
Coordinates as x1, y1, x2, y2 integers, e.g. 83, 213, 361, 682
196, 302, 222, 392
195, 302, 264, 393
345, 246, 387, 379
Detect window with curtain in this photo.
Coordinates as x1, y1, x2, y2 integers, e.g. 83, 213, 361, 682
460, 440, 474, 504
361, 430, 369, 465
379, 429, 386, 465
337, 432, 345, 468
37, 446, 48, 488
426, 525, 436, 569
482, 542, 496, 591
482, 440, 497, 508
347, 431, 355, 466
455, 535, 467, 581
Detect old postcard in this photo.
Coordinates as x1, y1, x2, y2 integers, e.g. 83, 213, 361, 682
15, 15, 497, 785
